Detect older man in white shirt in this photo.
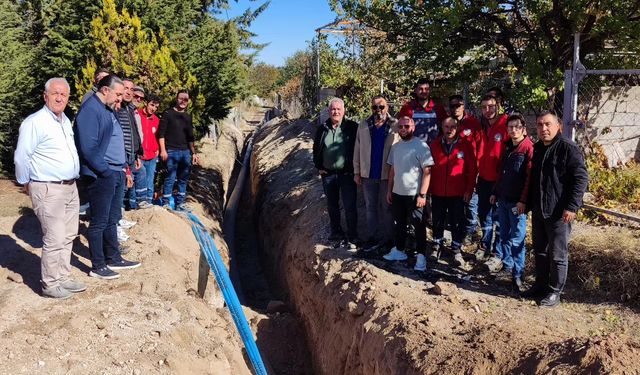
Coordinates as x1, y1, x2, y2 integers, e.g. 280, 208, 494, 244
14, 77, 86, 299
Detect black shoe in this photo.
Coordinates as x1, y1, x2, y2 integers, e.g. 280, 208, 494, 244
520, 284, 547, 300
539, 292, 561, 308
107, 259, 141, 270
89, 266, 120, 280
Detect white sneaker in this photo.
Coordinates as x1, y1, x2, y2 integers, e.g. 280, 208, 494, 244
414, 254, 427, 271
137, 201, 153, 209
383, 247, 408, 261
117, 226, 130, 242
118, 218, 137, 229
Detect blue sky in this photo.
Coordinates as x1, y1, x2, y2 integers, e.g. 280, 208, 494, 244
220, 0, 339, 67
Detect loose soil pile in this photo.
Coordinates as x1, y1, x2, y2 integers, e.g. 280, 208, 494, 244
250, 117, 640, 375
0, 116, 254, 374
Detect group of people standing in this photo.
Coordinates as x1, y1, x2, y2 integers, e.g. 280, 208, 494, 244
313, 78, 588, 308
14, 71, 199, 299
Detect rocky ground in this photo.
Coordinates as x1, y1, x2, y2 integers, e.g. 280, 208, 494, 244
250, 116, 640, 375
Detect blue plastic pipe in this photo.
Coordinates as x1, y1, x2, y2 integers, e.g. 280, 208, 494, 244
187, 212, 269, 375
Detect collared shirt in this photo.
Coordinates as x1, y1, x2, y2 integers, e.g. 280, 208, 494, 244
14, 106, 80, 184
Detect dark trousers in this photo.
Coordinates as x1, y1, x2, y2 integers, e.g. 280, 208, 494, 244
391, 193, 427, 253
321, 173, 357, 238
85, 170, 125, 270
477, 177, 500, 254
431, 195, 465, 252
531, 213, 571, 293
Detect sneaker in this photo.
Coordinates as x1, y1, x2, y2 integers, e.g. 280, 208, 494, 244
60, 279, 87, 293
89, 267, 120, 280
118, 218, 137, 229
539, 292, 561, 308
512, 277, 523, 293
453, 253, 466, 267
117, 226, 129, 242
383, 247, 408, 261
42, 285, 73, 299
484, 256, 503, 273
137, 201, 153, 209
107, 259, 141, 270
414, 254, 427, 271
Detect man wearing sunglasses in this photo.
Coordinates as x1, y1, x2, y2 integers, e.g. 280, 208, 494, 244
398, 78, 447, 145
449, 95, 482, 245
158, 90, 199, 211
353, 96, 399, 252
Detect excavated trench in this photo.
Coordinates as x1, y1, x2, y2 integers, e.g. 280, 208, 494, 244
246, 116, 640, 375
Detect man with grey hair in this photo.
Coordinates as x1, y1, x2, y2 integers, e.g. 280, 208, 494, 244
14, 77, 86, 299
313, 98, 360, 248
75, 74, 141, 280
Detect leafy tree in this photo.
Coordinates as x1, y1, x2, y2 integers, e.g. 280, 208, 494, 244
331, 0, 640, 111
249, 63, 281, 98
0, 0, 37, 174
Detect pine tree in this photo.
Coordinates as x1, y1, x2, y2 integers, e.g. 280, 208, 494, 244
0, 0, 37, 174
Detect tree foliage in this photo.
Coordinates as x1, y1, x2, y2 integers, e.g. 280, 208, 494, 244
248, 63, 281, 98
331, 0, 640, 111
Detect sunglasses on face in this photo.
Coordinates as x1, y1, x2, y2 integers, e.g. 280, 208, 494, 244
372, 105, 385, 110
133, 94, 144, 100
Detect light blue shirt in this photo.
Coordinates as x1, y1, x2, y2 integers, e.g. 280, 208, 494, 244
14, 106, 80, 184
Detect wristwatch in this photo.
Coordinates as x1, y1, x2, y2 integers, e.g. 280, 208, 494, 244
418, 193, 426, 198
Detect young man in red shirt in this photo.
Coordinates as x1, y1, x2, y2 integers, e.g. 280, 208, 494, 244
476, 94, 508, 272
398, 78, 447, 146
138, 93, 161, 204
428, 117, 477, 268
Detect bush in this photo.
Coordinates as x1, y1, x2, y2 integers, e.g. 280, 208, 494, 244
585, 144, 640, 208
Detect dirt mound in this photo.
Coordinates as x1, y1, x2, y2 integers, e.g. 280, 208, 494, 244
250, 117, 640, 374
0, 118, 254, 374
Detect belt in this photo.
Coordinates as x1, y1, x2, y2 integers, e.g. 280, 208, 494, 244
32, 179, 75, 185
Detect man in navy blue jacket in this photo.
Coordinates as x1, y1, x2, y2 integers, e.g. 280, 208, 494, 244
75, 75, 141, 280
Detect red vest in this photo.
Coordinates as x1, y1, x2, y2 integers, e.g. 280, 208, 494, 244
478, 114, 508, 182
429, 136, 477, 197
457, 115, 482, 162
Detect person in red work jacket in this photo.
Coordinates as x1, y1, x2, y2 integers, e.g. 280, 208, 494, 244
476, 94, 508, 271
489, 113, 534, 292
449, 94, 482, 243
138, 93, 161, 204
398, 78, 447, 145
428, 117, 477, 268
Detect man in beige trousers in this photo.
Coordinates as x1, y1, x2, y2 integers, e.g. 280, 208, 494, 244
14, 77, 86, 299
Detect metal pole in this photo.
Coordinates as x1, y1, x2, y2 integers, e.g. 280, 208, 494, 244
562, 70, 573, 136
569, 33, 581, 141
380, 79, 384, 94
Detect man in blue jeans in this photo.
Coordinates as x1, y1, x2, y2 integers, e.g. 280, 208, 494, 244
158, 90, 199, 211
312, 98, 359, 248
75, 74, 141, 280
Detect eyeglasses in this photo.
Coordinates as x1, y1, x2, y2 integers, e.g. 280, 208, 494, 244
133, 94, 145, 100
398, 125, 412, 129
371, 105, 385, 110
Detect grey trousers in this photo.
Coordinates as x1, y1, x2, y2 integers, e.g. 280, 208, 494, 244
361, 178, 393, 243
29, 181, 79, 288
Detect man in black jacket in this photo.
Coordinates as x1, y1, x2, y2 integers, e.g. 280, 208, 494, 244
313, 98, 359, 248
522, 112, 588, 307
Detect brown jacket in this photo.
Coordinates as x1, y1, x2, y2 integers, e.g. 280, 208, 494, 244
353, 115, 399, 180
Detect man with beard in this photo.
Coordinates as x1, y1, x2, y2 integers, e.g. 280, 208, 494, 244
383, 116, 434, 269
476, 94, 508, 274
353, 96, 399, 251
75, 74, 141, 280
398, 78, 447, 145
